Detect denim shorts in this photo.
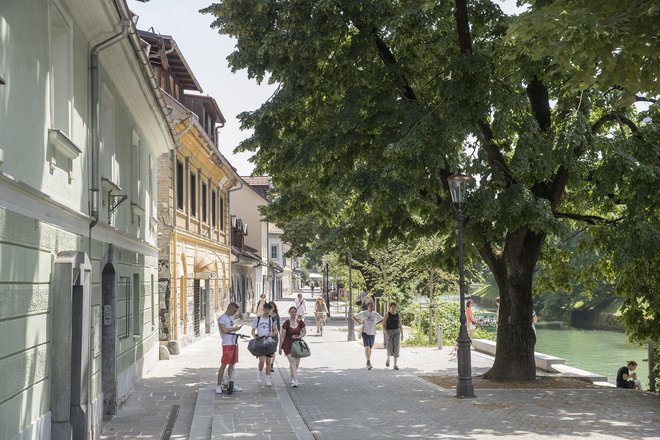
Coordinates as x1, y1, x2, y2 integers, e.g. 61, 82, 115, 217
361, 332, 375, 347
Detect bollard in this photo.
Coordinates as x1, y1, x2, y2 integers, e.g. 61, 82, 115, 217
437, 325, 443, 350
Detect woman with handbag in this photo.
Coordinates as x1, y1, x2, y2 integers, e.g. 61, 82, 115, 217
278, 305, 307, 387
251, 303, 278, 387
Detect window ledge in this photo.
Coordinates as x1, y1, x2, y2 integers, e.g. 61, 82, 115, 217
101, 177, 122, 193
48, 129, 81, 160
131, 203, 145, 216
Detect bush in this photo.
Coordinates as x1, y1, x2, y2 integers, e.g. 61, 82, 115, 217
402, 301, 495, 346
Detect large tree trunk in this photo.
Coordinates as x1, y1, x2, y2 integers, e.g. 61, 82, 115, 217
482, 228, 544, 381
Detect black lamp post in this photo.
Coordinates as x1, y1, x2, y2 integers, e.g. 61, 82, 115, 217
447, 173, 476, 399
322, 255, 330, 318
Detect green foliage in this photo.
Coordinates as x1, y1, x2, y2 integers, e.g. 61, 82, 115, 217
202, 0, 660, 370
402, 301, 495, 346
508, 1, 660, 100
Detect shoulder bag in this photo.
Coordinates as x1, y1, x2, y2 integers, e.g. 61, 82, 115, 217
291, 339, 311, 358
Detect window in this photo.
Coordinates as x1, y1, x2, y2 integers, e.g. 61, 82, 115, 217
133, 274, 141, 336
149, 155, 156, 217
131, 130, 141, 206
190, 172, 197, 217
271, 245, 278, 259
211, 189, 217, 227
118, 276, 131, 339
49, 3, 72, 135
101, 85, 118, 184
176, 160, 184, 211
219, 196, 224, 230
201, 181, 207, 223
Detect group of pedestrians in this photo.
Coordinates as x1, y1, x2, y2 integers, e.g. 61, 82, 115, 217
216, 291, 408, 394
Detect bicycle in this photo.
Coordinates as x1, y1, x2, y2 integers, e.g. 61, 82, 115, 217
223, 333, 250, 395
315, 312, 326, 336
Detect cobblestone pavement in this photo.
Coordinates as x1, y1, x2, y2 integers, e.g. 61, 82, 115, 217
101, 294, 660, 440
287, 315, 660, 440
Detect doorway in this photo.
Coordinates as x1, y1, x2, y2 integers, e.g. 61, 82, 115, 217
101, 263, 117, 416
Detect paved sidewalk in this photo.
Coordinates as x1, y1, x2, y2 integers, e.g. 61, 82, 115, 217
102, 310, 660, 440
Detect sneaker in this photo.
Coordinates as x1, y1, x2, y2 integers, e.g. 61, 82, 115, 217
265, 376, 272, 387
257, 371, 263, 384
232, 385, 243, 392
215, 385, 223, 394
367, 361, 372, 370
292, 380, 299, 388
393, 365, 399, 370
386, 359, 390, 367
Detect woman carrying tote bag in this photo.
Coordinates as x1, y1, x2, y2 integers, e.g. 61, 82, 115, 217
278, 305, 307, 387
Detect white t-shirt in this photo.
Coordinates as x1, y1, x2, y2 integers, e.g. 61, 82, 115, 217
293, 298, 306, 316
218, 314, 236, 346
354, 310, 383, 335
251, 315, 274, 338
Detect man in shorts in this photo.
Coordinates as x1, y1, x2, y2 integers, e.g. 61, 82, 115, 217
217, 302, 243, 394
352, 301, 383, 370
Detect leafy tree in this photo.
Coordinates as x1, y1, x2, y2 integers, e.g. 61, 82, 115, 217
203, 0, 659, 380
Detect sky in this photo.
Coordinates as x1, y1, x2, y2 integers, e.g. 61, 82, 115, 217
127, 1, 523, 176
128, 0, 278, 176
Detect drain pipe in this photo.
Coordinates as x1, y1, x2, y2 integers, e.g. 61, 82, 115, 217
89, 20, 130, 246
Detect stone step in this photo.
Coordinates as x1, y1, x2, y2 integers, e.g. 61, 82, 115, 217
188, 387, 213, 440
471, 339, 566, 372
551, 364, 608, 383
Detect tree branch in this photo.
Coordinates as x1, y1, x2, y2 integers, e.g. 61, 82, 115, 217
526, 78, 552, 131
635, 96, 657, 104
478, 120, 518, 186
555, 211, 621, 225
592, 113, 639, 135
454, 0, 473, 55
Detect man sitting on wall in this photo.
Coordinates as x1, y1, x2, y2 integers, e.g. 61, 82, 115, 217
616, 360, 643, 390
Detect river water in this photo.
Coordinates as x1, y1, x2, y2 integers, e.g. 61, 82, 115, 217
535, 326, 649, 384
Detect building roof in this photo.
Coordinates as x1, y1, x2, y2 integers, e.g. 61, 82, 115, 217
138, 29, 203, 92
268, 224, 284, 234
183, 93, 226, 124
242, 176, 271, 199
242, 176, 270, 187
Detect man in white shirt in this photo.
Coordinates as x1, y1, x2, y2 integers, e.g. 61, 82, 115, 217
293, 293, 307, 320
352, 301, 383, 370
217, 302, 243, 394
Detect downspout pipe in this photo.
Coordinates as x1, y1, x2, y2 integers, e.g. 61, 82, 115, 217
90, 20, 130, 235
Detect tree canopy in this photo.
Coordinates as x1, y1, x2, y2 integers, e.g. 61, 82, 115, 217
203, 0, 659, 379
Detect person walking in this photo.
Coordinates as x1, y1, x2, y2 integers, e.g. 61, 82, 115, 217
616, 361, 643, 390
255, 293, 267, 315
269, 301, 281, 362
495, 297, 500, 329
294, 293, 307, 321
279, 305, 307, 387
352, 301, 383, 370
383, 303, 404, 370
466, 299, 477, 339
216, 302, 243, 394
314, 296, 328, 333
251, 303, 278, 387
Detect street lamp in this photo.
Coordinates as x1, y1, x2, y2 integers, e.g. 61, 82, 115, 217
322, 255, 330, 318
447, 173, 476, 399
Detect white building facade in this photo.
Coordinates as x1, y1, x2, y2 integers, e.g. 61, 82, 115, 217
0, 1, 175, 438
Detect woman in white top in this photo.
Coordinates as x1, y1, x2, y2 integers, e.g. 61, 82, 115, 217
251, 303, 278, 387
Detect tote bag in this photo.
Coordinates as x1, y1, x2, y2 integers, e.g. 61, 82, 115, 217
291, 339, 311, 358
